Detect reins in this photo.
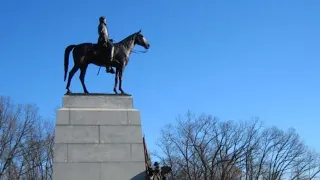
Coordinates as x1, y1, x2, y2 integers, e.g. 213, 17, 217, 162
132, 49, 148, 54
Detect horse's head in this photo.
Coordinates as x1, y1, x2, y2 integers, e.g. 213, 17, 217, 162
134, 30, 150, 49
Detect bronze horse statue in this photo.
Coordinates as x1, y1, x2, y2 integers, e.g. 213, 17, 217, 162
63, 30, 150, 94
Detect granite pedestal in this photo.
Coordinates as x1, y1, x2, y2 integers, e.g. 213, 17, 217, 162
52, 94, 146, 180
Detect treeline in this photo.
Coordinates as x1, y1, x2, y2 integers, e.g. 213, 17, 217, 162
0, 96, 54, 180
154, 112, 320, 180
1, 96, 319, 180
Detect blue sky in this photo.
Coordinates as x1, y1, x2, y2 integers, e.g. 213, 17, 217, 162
1, 0, 320, 153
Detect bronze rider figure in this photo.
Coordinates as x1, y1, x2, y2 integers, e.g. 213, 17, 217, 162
98, 16, 115, 74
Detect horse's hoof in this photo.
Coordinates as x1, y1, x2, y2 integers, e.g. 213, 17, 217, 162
84, 91, 89, 94
65, 90, 72, 95
120, 91, 130, 96
113, 89, 118, 94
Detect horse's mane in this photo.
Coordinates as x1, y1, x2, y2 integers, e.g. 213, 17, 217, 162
114, 32, 137, 47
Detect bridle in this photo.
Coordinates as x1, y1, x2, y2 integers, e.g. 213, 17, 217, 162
117, 33, 149, 54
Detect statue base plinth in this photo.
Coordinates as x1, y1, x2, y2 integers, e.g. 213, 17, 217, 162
52, 94, 146, 180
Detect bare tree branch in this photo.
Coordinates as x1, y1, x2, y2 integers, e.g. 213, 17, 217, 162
155, 111, 320, 180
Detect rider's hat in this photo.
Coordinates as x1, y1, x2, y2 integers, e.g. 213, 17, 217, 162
99, 16, 106, 22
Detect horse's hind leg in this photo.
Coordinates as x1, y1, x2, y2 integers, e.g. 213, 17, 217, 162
66, 65, 79, 94
79, 64, 89, 94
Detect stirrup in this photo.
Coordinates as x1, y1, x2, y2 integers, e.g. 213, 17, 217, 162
106, 67, 115, 74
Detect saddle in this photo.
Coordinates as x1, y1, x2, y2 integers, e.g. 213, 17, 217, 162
89, 42, 115, 66
92, 43, 108, 57
93, 39, 114, 55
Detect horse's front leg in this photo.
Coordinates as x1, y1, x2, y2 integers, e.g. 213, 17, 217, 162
119, 66, 126, 94
113, 68, 119, 94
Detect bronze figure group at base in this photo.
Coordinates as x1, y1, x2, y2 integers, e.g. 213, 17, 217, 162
63, 16, 150, 95
143, 137, 172, 179
146, 162, 172, 180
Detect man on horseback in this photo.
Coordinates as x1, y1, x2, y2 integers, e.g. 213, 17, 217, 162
98, 16, 115, 74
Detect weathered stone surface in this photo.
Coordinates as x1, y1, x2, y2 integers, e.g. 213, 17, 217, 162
54, 144, 68, 163
101, 162, 145, 180
53, 163, 100, 180
69, 108, 128, 125
67, 144, 131, 162
55, 126, 99, 143
63, 95, 133, 109
100, 126, 142, 143
128, 110, 142, 125
131, 143, 145, 162
56, 108, 69, 125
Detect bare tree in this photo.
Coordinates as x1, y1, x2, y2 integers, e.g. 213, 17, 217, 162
0, 96, 55, 180
154, 111, 320, 180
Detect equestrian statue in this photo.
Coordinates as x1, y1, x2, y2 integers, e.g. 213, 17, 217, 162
64, 16, 150, 95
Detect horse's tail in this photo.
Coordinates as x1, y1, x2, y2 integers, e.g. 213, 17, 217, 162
64, 45, 76, 81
